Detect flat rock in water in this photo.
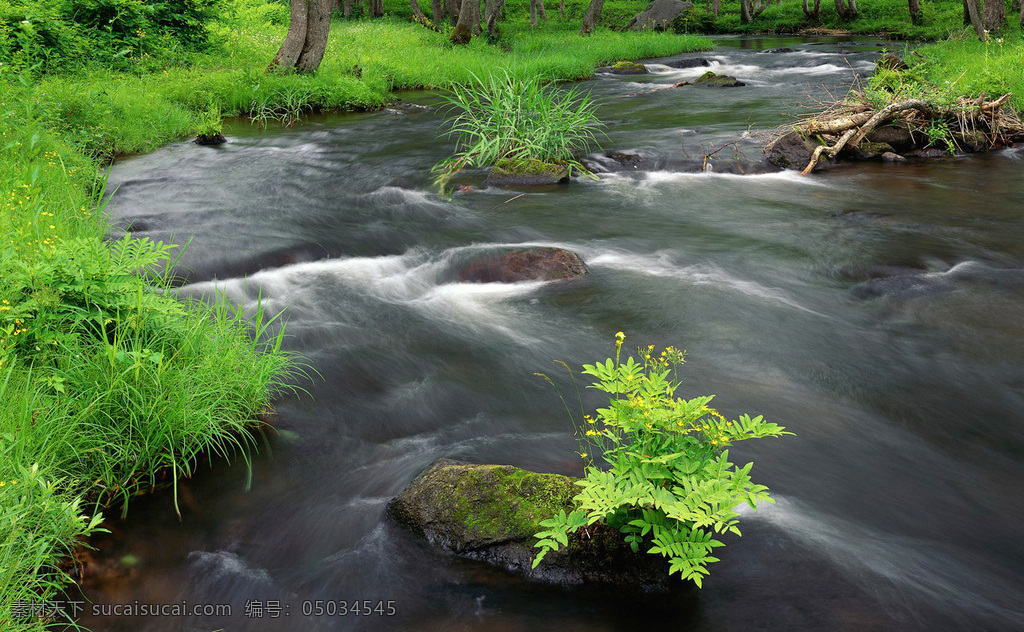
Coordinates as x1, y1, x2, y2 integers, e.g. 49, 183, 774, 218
485, 159, 569, 187
387, 458, 674, 591
458, 247, 588, 283
626, 0, 694, 31
694, 71, 744, 87
664, 57, 711, 69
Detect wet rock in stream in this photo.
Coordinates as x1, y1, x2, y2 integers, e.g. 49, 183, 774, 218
457, 247, 588, 283
388, 458, 676, 591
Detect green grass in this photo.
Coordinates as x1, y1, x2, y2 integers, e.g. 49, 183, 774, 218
433, 72, 605, 186
885, 30, 1024, 109
0, 67, 298, 632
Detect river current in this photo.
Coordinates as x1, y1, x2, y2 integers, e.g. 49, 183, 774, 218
75, 36, 1024, 632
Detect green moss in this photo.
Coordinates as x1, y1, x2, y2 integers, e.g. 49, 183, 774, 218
493, 158, 567, 176
447, 464, 577, 543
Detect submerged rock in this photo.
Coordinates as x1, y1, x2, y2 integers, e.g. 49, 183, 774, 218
583, 150, 781, 175
194, 133, 226, 146
625, 0, 694, 31
485, 158, 569, 187
694, 71, 745, 88
388, 459, 673, 591
457, 247, 588, 283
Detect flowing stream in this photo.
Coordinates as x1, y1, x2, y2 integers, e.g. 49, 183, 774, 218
74, 36, 1024, 632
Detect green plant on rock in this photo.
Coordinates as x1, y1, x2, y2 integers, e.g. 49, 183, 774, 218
432, 71, 605, 190
533, 333, 790, 587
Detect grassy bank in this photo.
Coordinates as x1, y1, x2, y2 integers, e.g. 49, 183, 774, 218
0, 82, 299, 630
880, 31, 1024, 109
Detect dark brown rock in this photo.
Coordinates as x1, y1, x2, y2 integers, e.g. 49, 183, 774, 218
458, 247, 588, 283
866, 124, 917, 151
388, 459, 674, 591
664, 57, 710, 69
765, 131, 822, 170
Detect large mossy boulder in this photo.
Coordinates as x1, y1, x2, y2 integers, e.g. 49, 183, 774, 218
457, 247, 588, 283
485, 158, 569, 188
388, 459, 674, 591
625, 0, 694, 31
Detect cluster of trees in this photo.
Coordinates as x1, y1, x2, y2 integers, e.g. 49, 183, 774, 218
268, 0, 606, 72
268, 0, 1024, 74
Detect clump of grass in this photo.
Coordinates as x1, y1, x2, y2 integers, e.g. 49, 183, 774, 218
432, 72, 605, 188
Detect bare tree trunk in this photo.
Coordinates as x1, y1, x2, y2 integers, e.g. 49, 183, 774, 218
740, 0, 752, 22
579, 0, 603, 33
1020, 0, 1024, 27
530, 0, 537, 26
834, 0, 857, 20
560, 0, 565, 18
965, 0, 986, 38
295, 0, 330, 73
908, 0, 921, 24
537, 0, 547, 19
431, 0, 444, 21
343, 0, 353, 17
450, 0, 480, 43
444, 0, 461, 23
711, 0, 720, 16
983, 0, 1006, 32
269, 0, 309, 71
484, 0, 503, 37
367, 0, 384, 17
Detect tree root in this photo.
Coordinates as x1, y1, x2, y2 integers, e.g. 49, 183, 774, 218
792, 92, 1022, 174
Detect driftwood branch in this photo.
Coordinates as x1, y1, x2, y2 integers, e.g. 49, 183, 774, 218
797, 94, 1021, 175
847, 99, 935, 147
800, 112, 872, 135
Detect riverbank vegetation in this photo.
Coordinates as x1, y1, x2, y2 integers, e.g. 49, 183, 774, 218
533, 335, 788, 586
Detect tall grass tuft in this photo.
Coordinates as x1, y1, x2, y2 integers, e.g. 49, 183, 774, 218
433, 72, 605, 188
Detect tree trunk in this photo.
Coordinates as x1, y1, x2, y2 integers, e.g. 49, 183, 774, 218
537, 0, 548, 20
711, 0, 720, 14
1020, 0, 1024, 27
366, 0, 384, 17
802, 0, 821, 18
908, 0, 921, 24
965, 0, 986, 38
295, 0, 330, 73
444, 0, 461, 23
834, 0, 857, 20
740, 0, 752, 22
530, 0, 537, 26
485, 0, 503, 37
560, 0, 565, 18
431, 0, 444, 22
579, 0, 604, 34
982, 0, 1006, 32
450, 0, 480, 43
269, 0, 309, 71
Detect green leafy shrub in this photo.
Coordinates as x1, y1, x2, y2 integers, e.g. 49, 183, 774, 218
533, 333, 789, 587
432, 71, 604, 188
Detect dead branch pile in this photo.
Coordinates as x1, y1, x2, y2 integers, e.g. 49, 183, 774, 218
789, 92, 1023, 174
